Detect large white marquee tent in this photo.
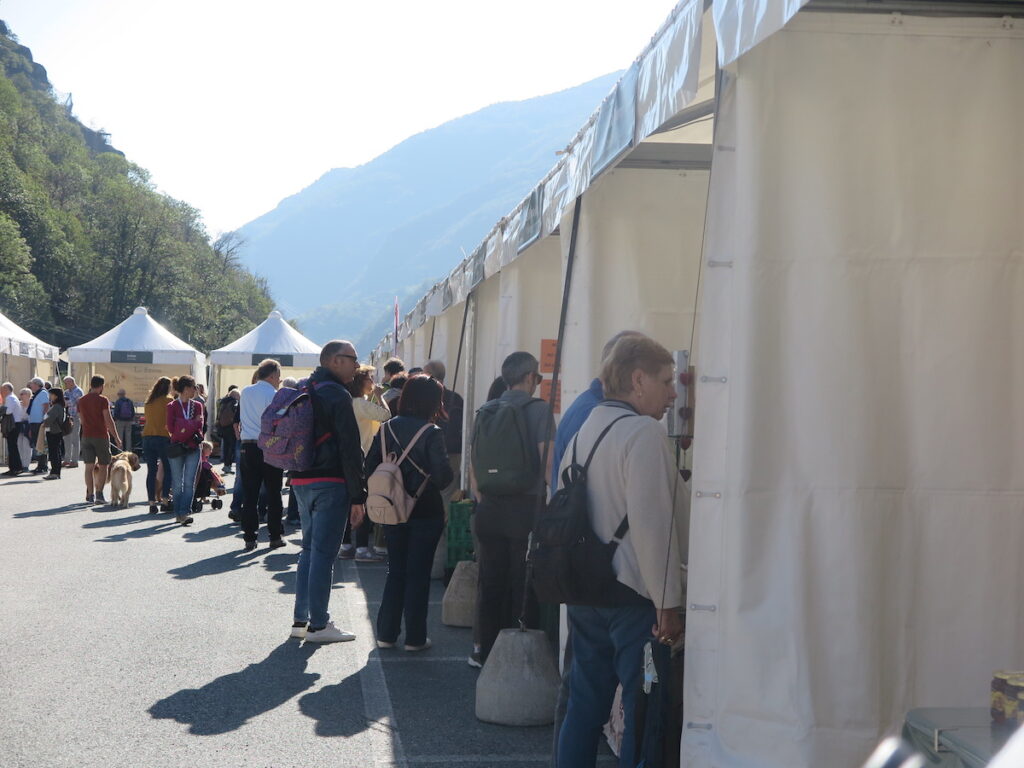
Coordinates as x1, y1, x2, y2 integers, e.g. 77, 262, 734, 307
67, 307, 206, 404
209, 310, 322, 406
371, 0, 1024, 766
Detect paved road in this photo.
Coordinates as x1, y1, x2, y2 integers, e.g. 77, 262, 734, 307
0, 467, 566, 768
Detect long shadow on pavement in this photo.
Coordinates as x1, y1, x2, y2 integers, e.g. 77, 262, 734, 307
297, 667, 370, 737
182, 522, 241, 544
167, 548, 262, 579
95, 521, 182, 543
149, 641, 321, 735
82, 511, 156, 528
14, 502, 85, 518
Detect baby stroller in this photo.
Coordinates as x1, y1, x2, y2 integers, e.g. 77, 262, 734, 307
191, 459, 226, 515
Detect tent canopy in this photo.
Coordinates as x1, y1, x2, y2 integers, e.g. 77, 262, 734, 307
209, 310, 321, 367
0, 309, 58, 361
68, 307, 204, 366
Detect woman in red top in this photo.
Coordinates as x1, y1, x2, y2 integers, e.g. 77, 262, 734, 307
166, 375, 206, 526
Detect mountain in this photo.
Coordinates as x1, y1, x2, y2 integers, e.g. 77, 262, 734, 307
235, 73, 621, 350
0, 21, 274, 349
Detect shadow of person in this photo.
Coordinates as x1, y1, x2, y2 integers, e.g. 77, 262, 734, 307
95, 522, 181, 543
167, 548, 261, 580
263, 551, 300, 595
297, 667, 369, 738
82, 512, 155, 529
149, 642, 320, 735
14, 503, 82, 519
181, 522, 241, 544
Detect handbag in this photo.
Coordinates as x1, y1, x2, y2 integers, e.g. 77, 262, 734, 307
167, 441, 195, 459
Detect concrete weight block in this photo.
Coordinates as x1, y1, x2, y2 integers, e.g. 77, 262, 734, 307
441, 560, 477, 627
475, 628, 559, 726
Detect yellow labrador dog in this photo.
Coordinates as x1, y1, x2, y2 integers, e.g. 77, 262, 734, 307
109, 451, 141, 509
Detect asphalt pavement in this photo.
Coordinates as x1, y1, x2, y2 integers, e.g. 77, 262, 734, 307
0, 465, 571, 768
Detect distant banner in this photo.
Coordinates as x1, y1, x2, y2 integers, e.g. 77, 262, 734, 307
251, 354, 293, 367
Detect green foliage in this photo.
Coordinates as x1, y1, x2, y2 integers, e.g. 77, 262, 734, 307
0, 26, 274, 350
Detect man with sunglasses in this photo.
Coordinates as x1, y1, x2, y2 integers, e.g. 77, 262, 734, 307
289, 340, 367, 643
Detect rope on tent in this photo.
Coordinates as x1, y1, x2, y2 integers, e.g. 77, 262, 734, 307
518, 194, 584, 631
450, 295, 472, 393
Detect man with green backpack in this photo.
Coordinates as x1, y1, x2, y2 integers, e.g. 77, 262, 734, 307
470, 351, 555, 667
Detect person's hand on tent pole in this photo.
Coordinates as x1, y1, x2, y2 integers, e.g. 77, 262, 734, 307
652, 607, 683, 647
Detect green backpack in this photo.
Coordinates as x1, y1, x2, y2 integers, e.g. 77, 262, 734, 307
472, 398, 542, 496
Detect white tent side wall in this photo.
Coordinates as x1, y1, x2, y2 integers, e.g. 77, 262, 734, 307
685, 12, 1024, 767
496, 236, 562, 377
559, 167, 709, 408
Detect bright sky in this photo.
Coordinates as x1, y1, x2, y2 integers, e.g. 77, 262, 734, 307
2, 0, 680, 236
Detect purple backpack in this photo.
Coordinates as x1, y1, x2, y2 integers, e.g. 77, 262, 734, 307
258, 379, 326, 471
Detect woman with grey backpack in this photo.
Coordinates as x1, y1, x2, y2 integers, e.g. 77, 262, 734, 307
364, 374, 454, 652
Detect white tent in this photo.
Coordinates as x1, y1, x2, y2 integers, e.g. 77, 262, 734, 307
370, 2, 1024, 766
67, 307, 206, 404
208, 310, 321, 409
0, 309, 59, 389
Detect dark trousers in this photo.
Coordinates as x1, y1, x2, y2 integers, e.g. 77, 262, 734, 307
475, 524, 538, 660
45, 432, 62, 477
344, 515, 371, 548
241, 443, 283, 542
5, 431, 23, 472
220, 429, 236, 470
29, 423, 46, 470
377, 515, 445, 646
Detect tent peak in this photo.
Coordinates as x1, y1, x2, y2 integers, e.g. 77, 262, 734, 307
268, 310, 284, 320
133, 306, 148, 315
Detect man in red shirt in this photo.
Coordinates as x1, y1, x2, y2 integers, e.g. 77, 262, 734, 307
77, 375, 121, 505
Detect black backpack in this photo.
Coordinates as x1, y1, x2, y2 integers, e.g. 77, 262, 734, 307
216, 397, 237, 429
530, 413, 634, 606
471, 397, 543, 496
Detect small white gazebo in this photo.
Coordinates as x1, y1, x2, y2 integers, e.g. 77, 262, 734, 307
0, 308, 59, 388
208, 310, 321, 407
67, 307, 206, 404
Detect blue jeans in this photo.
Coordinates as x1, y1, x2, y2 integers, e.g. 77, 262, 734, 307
143, 435, 172, 502
293, 482, 348, 629
377, 516, 444, 646
168, 447, 201, 518
557, 602, 656, 768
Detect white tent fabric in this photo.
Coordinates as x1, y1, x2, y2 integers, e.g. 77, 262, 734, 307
0, 310, 58, 361
209, 310, 320, 367
68, 307, 204, 367
685, 12, 1024, 767
713, 0, 809, 66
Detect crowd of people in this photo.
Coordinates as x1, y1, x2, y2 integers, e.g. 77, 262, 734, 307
0, 330, 687, 767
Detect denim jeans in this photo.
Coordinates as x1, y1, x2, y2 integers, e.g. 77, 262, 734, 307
143, 435, 172, 502
168, 446, 201, 518
556, 602, 656, 768
293, 482, 348, 629
377, 515, 444, 646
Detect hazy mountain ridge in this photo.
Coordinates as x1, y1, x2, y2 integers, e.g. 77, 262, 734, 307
235, 73, 621, 350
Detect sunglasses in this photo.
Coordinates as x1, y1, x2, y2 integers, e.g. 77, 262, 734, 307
336, 354, 359, 363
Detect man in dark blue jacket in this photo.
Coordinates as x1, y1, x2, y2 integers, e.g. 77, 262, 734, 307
290, 340, 367, 644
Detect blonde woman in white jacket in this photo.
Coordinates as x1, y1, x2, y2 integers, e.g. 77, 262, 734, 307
556, 334, 687, 768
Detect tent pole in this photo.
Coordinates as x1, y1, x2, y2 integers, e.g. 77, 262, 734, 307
427, 318, 436, 360
451, 297, 472, 393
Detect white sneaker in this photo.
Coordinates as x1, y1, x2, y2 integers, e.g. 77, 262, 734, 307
304, 621, 355, 643
376, 639, 396, 648
404, 638, 432, 652
290, 624, 307, 639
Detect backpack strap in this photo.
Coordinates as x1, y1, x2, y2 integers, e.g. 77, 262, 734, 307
387, 422, 434, 498
580, 413, 635, 474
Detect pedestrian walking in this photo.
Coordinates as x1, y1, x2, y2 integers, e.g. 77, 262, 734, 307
365, 374, 454, 651
42, 388, 66, 480
62, 376, 84, 468
240, 359, 284, 551
1, 381, 24, 475
143, 377, 174, 514
16, 388, 31, 471
111, 389, 135, 452
26, 377, 49, 474
289, 340, 366, 643
215, 386, 239, 474
166, 375, 205, 526
554, 335, 685, 768
469, 351, 554, 667
77, 375, 122, 505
